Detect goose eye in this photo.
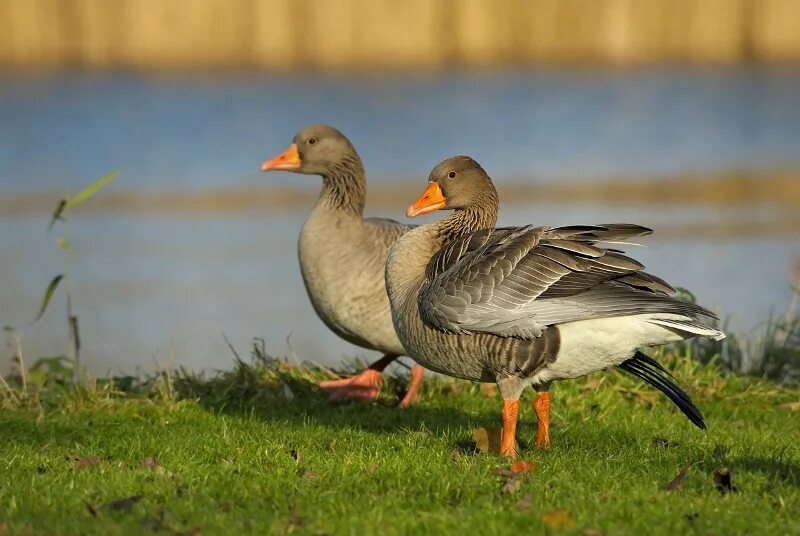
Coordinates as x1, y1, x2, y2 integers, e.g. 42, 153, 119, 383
448, 171, 456, 178
308, 138, 317, 145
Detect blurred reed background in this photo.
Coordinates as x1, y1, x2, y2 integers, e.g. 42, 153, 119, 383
1, 0, 799, 375
2, 0, 800, 68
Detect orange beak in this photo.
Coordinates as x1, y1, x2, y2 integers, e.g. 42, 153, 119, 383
261, 144, 301, 171
407, 182, 446, 218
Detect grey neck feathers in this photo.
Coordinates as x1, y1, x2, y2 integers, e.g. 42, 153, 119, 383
319, 153, 366, 216
435, 198, 499, 243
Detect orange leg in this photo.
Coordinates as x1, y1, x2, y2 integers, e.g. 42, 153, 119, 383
398, 365, 425, 408
319, 369, 383, 401
318, 354, 398, 402
533, 391, 551, 449
500, 399, 520, 459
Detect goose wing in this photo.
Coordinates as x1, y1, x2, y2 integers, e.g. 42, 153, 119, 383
419, 223, 710, 339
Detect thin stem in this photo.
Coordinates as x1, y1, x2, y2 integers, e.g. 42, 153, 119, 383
64, 193, 78, 385
782, 271, 800, 347
0, 333, 20, 404
14, 334, 27, 395
0, 376, 19, 405
0, 376, 16, 401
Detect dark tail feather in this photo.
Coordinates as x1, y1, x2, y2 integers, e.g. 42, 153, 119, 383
617, 351, 706, 430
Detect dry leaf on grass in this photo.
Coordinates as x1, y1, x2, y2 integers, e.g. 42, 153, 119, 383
492, 467, 514, 478
299, 468, 317, 480
542, 509, 575, 529
511, 460, 535, 474
652, 437, 680, 448
71, 455, 101, 471
106, 495, 143, 512
141, 457, 160, 470
502, 477, 523, 494
713, 467, 739, 494
480, 383, 497, 397
0, 522, 8, 536
582, 529, 602, 536
85, 495, 143, 517
666, 465, 690, 491
473, 427, 515, 454
777, 401, 800, 411
495, 460, 535, 494
516, 493, 534, 512
140, 456, 173, 476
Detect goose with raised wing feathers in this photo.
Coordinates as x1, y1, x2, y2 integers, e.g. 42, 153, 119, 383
261, 125, 424, 406
385, 156, 724, 457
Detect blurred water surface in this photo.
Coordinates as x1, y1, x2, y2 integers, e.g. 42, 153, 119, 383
1, 68, 798, 373
3, 67, 800, 192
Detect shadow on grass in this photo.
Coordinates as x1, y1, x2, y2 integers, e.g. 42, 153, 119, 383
729, 454, 800, 487
188, 372, 484, 436
174, 361, 672, 462
685, 442, 800, 488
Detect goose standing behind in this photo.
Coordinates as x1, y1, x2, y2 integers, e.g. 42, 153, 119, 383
261, 125, 424, 406
385, 156, 724, 458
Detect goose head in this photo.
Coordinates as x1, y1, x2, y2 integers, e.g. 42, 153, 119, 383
407, 155, 498, 218
261, 124, 357, 176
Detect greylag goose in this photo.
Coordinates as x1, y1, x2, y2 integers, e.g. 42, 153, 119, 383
385, 156, 725, 457
261, 125, 424, 406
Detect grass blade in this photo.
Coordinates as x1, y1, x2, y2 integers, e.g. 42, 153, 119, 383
33, 275, 63, 322
65, 169, 121, 209
47, 199, 67, 233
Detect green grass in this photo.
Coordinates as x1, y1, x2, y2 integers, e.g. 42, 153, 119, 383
1, 354, 799, 535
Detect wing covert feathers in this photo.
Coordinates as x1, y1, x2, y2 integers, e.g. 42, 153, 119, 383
420, 224, 720, 340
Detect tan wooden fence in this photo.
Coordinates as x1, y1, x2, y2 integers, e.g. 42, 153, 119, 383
1, 0, 799, 69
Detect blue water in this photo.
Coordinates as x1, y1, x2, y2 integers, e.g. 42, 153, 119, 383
2, 67, 800, 193
2, 204, 795, 374
1, 68, 798, 373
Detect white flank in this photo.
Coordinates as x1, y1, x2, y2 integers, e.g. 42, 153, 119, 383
531, 313, 722, 384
